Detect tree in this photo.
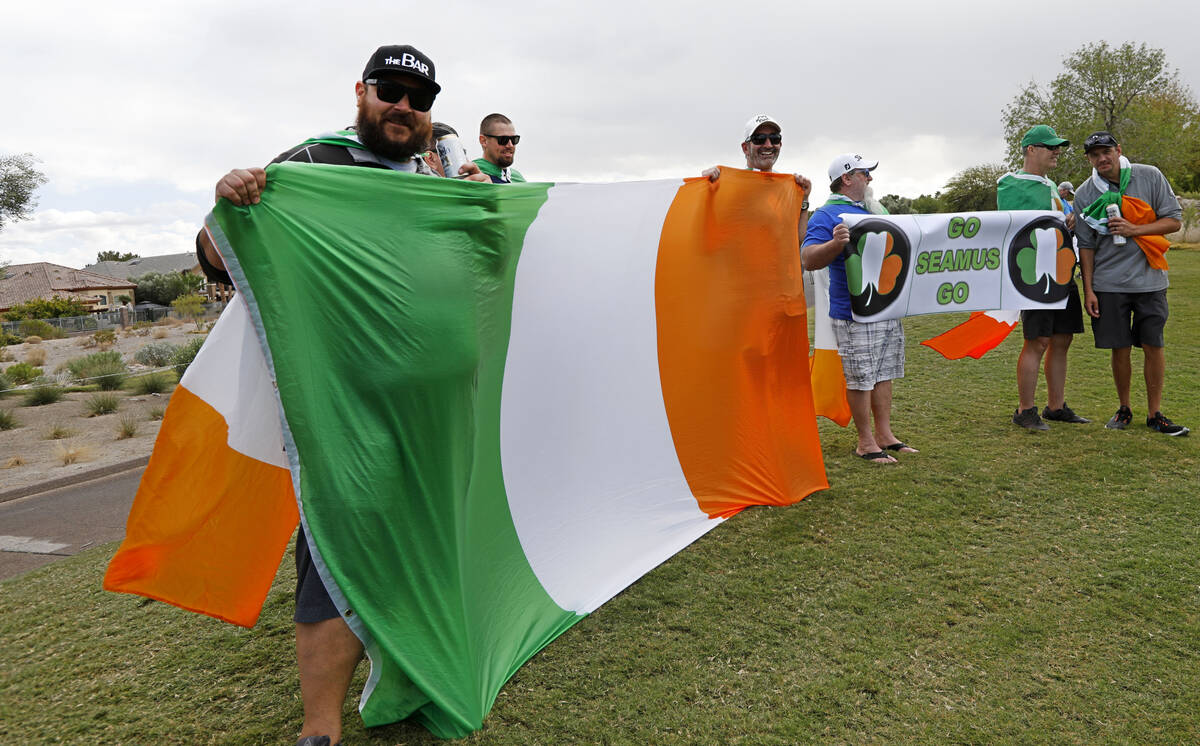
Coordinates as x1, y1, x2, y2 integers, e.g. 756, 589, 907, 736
97, 251, 140, 263
940, 164, 1008, 213
1002, 41, 1200, 188
879, 194, 913, 214
170, 294, 206, 329
0, 153, 48, 233
133, 272, 205, 306
911, 193, 948, 214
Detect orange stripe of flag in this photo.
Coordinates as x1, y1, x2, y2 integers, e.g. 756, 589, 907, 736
103, 385, 298, 627
654, 169, 828, 518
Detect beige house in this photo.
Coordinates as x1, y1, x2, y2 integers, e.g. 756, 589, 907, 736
0, 262, 136, 313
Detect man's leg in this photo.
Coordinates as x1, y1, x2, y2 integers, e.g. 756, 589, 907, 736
1143, 344, 1165, 414
1111, 347, 1132, 408
847, 388, 893, 462
1017, 336, 1050, 410
296, 617, 363, 744
1043, 333, 1072, 411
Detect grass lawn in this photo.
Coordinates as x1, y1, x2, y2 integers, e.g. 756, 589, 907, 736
2, 250, 1198, 744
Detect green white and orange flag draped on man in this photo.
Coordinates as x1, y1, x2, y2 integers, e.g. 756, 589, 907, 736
104, 164, 828, 738
1079, 154, 1171, 269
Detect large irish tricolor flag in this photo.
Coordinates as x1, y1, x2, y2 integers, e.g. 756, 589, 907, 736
104, 164, 828, 738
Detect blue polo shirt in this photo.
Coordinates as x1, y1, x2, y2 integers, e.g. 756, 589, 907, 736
802, 201, 871, 320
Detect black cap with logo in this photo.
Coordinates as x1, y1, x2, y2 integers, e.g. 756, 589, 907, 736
1083, 131, 1119, 153
362, 45, 441, 95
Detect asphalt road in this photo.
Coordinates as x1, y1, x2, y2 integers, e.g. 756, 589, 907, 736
0, 466, 143, 581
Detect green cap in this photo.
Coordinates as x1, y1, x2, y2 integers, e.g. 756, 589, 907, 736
1021, 124, 1070, 148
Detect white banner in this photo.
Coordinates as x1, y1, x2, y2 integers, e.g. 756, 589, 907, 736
840, 210, 1074, 322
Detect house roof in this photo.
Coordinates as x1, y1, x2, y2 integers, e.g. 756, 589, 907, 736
0, 262, 136, 311
85, 252, 201, 280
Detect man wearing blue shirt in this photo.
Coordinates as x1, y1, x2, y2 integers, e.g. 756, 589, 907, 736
802, 154, 915, 464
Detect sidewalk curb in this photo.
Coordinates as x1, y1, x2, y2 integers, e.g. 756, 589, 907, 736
0, 456, 150, 504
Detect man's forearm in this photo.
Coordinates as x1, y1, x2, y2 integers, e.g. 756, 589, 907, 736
1133, 217, 1182, 237
1078, 248, 1095, 294
800, 239, 843, 271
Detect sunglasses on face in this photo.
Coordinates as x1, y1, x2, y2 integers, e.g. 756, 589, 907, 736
483, 134, 521, 146
748, 133, 782, 146
1033, 144, 1062, 152
364, 78, 436, 112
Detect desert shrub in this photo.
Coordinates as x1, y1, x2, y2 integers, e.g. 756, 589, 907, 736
18, 319, 65, 339
6, 362, 43, 385
43, 423, 76, 440
171, 336, 206, 374
147, 406, 165, 421
84, 392, 120, 416
56, 443, 93, 465
130, 371, 175, 395
0, 409, 18, 431
116, 415, 139, 439
67, 350, 127, 390
92, 329, 117, 348
151, 327, 169, 339
23, 384, 64, 406
0, 371, 11, 396
0, 333, 22, 348
133, 342, 178, 367
0, 346, 12, 361
23, 335, 43, 345
3, 456, 26, 468
24, 347, 47, 366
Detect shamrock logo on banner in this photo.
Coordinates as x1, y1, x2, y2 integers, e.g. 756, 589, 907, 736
1007, 216, 1074, 303
845, 219, 910, 316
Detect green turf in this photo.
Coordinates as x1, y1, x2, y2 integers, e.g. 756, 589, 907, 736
2, 251, 1197, 744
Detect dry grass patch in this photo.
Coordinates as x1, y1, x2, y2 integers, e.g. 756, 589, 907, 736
84, 393, 121, 417
42, 423, 77, 440
55, 442, 94, 465
115, 415, 139, 440
0, 408, 19, 431
151, 327, 169, 339
24, 347, 47, 366
147, 406, 165, 421
3, 455, 26, 468
23, 335, 43, 344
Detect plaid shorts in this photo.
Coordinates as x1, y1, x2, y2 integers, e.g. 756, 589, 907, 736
831, 318, 905, 390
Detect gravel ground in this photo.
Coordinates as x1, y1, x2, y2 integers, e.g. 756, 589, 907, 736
0, 322, 203, 494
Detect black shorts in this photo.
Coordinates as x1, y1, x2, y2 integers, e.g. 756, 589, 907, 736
294, 528, 341, 623
1021, 281, 1084, 340
1090, 290, 1168, 349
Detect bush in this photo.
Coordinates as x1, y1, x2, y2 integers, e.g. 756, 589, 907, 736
66, 351, 127, 390
24, 347, 47, 366
5, 362, 43, 385
0, 332, 22, 348
84, 392, 120, 416
2, 297, 87, 321
0, 409, 18, 431
171, 337, 206, 375
23, 335, 43, 345
0, 371, 11, 396
17, 319, 65, 339
132, 271, 205, 306
43, 423, 76, 440
91, 329, 117, 348
130, 371, 176, 395
23, 385, 64, 406
133, 342, 178, 367
115, 415, 139, 440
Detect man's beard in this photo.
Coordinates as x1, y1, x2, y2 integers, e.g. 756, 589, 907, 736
356, 107, 432, 162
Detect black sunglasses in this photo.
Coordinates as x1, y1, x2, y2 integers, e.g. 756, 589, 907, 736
364, 78, 436, 112
1033, 143, 1063, 152
748, 133, 782, 146
483, 133, 521, 146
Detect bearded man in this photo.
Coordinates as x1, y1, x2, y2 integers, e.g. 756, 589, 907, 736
193, 44, 488, 746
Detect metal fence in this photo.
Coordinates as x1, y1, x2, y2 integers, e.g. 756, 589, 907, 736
2, 303, 226, 337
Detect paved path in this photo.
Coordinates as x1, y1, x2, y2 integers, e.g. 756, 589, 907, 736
0, 466, 143, 581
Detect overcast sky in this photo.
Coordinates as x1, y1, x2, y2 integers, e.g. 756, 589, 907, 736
3, 0, 1198, 269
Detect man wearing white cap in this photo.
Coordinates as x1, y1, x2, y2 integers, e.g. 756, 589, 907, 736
801, 154, 916, 464
702, 114, 813, 217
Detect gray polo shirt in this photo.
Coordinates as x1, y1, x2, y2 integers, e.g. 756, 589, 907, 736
1074, 162, 1181, 293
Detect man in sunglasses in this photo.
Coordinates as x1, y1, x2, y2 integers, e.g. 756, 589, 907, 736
998, 124, 1088, 431
703, 115, 813, 197
474, 113, 525, 183
1074, 131, 1187, 435
196, 44, 488, 284
193, 44, 489, 746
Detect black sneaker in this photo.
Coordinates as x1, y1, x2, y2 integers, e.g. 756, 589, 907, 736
1147, 411, 1190, 436
1043, 403, 1090, 424
1105, 406, 1132, 430
1013, 407, 1049, 431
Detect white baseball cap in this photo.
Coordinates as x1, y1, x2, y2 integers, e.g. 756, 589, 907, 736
827, 153, 878, 185
742, 114, 782, 142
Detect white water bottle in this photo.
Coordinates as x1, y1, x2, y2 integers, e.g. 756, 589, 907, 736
1106, 203, 1127, 245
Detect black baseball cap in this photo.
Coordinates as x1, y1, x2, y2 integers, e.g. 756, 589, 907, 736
362, 45, 441, 95
1083, 131, 1119, 152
